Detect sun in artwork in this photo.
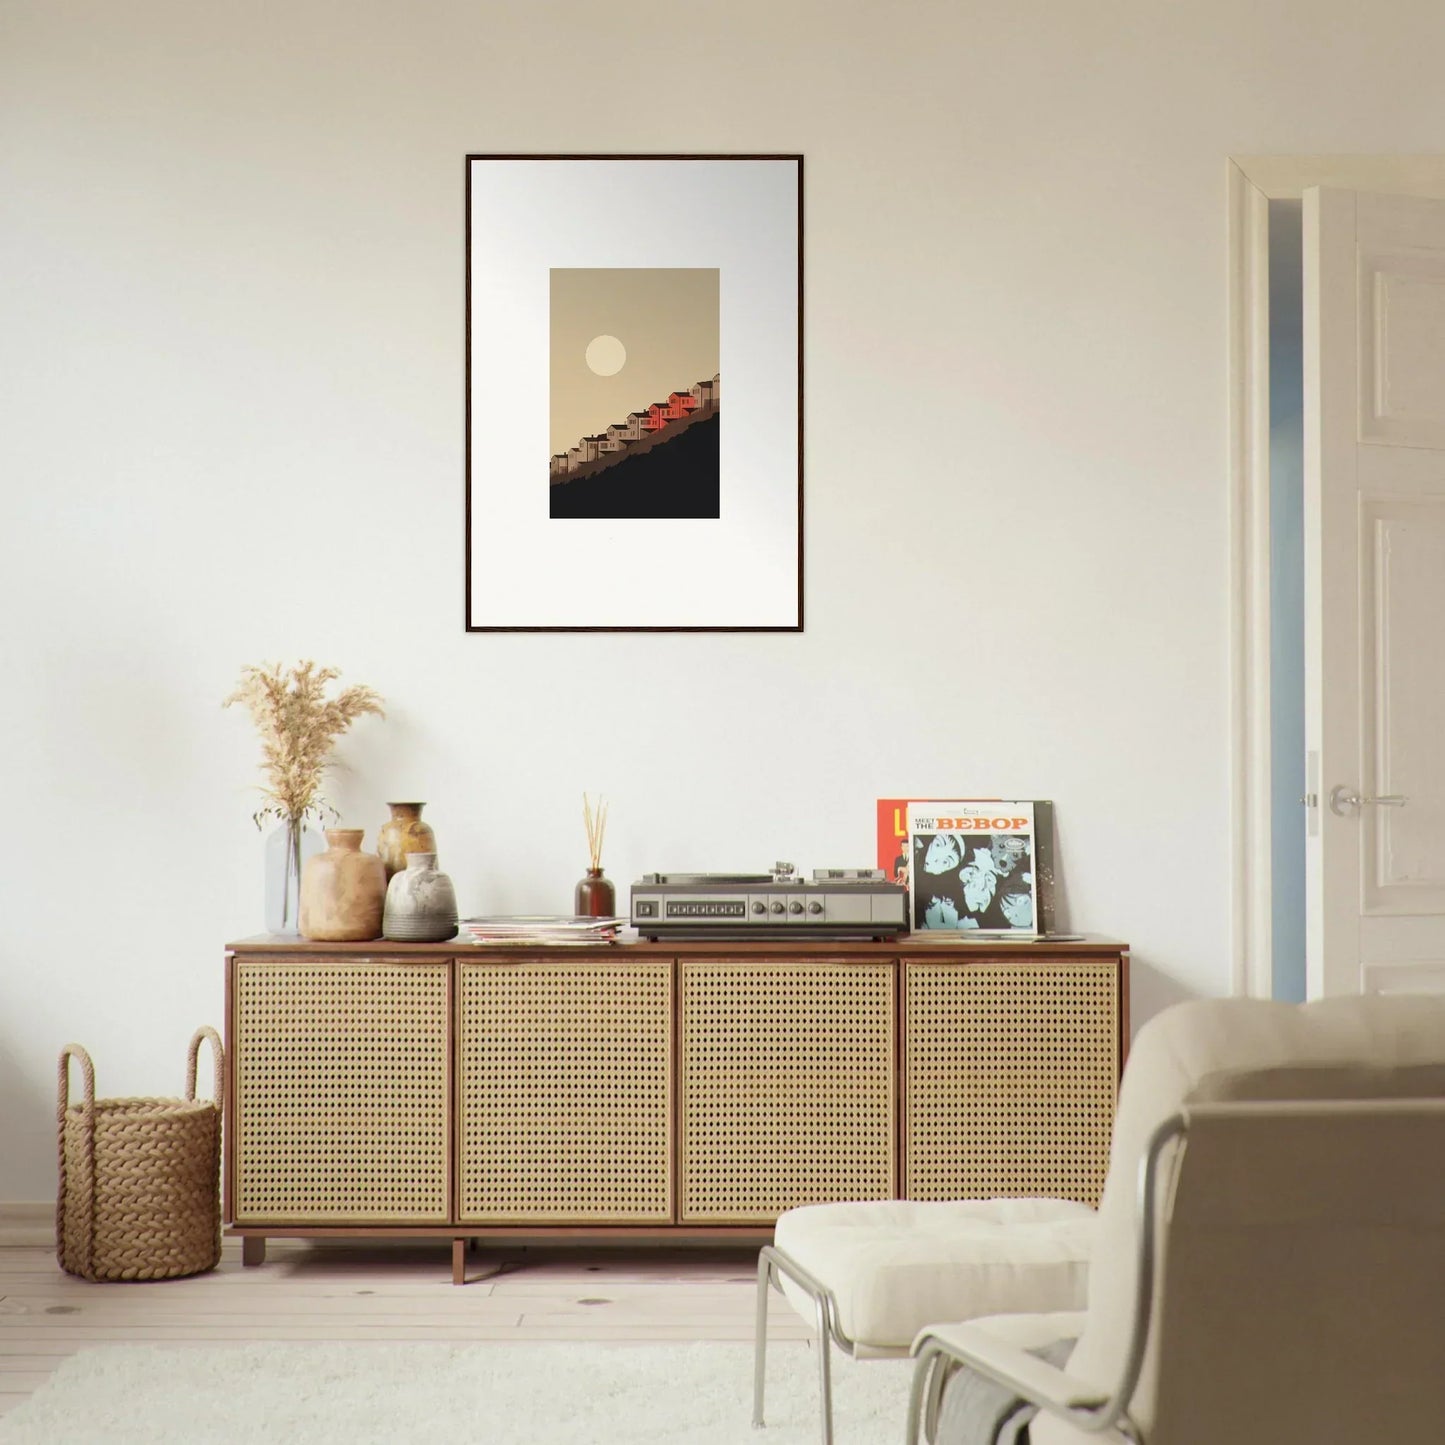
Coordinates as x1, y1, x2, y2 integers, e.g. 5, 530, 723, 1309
584, 335, 627, 376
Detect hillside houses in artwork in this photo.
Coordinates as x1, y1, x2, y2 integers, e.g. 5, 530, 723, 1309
551, 374, 720, 486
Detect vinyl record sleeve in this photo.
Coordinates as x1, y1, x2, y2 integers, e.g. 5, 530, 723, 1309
877, 799, 1056, 934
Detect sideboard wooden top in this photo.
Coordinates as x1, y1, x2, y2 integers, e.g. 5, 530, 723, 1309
227, 933, 1127, 957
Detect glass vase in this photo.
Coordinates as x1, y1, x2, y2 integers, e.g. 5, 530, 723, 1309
264, 819, 323, 936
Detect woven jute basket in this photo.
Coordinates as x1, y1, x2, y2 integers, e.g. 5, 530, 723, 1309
57, 1027, 223, 1282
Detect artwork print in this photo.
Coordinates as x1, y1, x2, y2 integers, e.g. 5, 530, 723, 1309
549, 268, 720, 519
465, 155, 802, 631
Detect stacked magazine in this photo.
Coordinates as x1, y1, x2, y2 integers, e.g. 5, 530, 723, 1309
458, 915, 626, 945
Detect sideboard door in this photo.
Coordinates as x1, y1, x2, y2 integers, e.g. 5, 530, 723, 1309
232, 958, 450, 1224
679, 958, 896, 1223
457, 958, 673, 1223
903, 958, 1119, 1206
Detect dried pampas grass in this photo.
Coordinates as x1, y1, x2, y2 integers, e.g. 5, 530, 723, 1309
224, 661, 385, 828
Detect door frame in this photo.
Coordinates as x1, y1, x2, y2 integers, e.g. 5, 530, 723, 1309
1226, 156, 1445, 999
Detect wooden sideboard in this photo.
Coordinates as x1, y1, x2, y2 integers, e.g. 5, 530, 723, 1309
224, 935, 1128, 1282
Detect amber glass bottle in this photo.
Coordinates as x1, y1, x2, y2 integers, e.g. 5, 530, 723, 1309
574, 867, 616, 917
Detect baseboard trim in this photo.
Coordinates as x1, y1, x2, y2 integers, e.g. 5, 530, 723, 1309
0, 1201, 54, 1248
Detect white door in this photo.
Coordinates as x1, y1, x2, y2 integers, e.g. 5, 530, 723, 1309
1304, 187, 1445, 996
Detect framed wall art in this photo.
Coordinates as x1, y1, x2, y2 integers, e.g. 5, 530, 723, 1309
465, 154, 803, 632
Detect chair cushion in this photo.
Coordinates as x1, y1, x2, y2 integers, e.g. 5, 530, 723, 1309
773, 1198, 1096, 1353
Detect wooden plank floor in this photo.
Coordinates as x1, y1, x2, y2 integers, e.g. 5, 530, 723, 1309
0, 1240, 809, 1417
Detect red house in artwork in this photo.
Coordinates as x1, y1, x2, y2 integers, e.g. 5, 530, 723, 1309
643, 391, 700, 431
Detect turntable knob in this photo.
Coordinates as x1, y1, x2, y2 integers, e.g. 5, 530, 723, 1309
808, 901, 824, 915
788, 901, 804, 915
770, 901, 785, 915
752, 901, 766, 915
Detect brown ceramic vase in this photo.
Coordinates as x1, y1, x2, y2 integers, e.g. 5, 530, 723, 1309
574, 867, 616, 918
299, 829, 386, 941
377, 802, 437, 880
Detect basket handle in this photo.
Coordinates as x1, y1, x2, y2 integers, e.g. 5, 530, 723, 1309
186, 1026, 224, 1104
57, 1043, 95, 1125
56, 1043, 97, 1278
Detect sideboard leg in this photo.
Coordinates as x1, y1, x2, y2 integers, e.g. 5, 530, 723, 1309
241, 1237, 266, 1268
452, 1237, 466, 1286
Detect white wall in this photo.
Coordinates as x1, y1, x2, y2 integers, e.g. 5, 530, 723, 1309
2, 0, 1438, 1200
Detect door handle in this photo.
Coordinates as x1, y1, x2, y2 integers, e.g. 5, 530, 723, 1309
1328, 785, 1408, 816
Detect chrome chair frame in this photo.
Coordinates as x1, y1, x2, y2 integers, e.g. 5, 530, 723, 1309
753, 1243, 874, 1445
902, 1114, 1188, 1445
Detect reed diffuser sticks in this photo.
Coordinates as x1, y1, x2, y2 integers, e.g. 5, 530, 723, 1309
583, 793, 608, 871
576, 793, 615, 917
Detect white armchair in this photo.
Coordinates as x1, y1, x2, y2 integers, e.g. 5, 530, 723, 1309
906, 993, 1445, 1445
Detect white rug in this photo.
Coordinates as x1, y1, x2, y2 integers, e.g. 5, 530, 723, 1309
0, 1341, 914, 1444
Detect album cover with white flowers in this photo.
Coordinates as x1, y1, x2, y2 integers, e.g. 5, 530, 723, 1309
901, 800, 1056, 934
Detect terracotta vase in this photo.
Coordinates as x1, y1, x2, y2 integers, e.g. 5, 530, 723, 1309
574, 867, 616, 918
383, 853, 459, 942
299, 829, 386, 941
377, 802, 437, 880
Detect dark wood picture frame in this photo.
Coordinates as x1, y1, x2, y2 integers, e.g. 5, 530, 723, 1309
464, 153, 804, 633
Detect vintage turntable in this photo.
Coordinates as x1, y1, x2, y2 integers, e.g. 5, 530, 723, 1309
630, 862, 907, 940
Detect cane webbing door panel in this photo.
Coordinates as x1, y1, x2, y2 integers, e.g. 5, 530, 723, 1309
457, 959, 673, 1222
680, 959, 896, 1223
233, 958, 449, 1223
904, 959, 1118, 1206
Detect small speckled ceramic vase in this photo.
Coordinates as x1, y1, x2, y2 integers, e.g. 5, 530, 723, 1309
383, 853, 459, 942
377, 802, 437, 880
299, 829, 386, 941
